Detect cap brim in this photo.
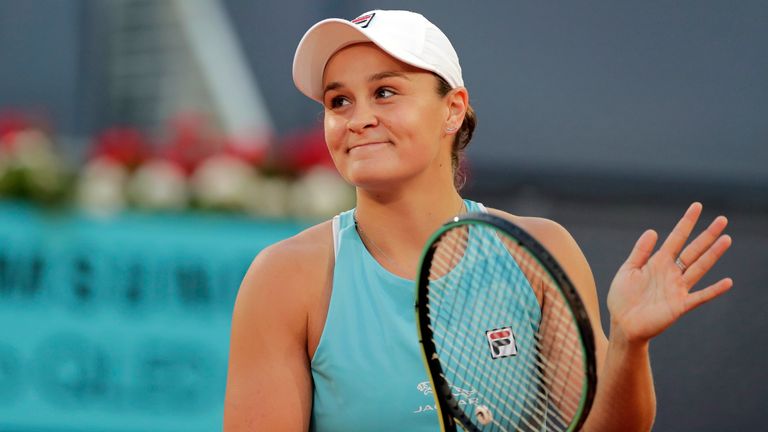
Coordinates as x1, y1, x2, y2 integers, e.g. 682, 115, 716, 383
293, 19, 371, 103
292, 18, 437, 103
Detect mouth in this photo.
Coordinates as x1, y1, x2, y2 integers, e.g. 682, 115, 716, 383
347, 141, 390, 153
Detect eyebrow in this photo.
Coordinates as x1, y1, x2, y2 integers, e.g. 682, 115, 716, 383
323, 71, 411, 97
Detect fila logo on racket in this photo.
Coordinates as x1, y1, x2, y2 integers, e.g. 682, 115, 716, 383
485, 327, 518, 359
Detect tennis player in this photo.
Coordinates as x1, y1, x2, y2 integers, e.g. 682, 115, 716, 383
224, 10, 733, 431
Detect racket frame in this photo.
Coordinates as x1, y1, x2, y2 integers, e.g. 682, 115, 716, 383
415, 212, 597, 431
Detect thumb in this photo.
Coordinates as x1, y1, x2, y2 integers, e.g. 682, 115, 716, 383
623, 229, 658, 270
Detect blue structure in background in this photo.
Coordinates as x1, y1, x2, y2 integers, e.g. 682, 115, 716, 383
0, 202, 308, 431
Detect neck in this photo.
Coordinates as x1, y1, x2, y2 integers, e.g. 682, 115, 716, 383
355, 180, 464, 233
352, 179, 465, 279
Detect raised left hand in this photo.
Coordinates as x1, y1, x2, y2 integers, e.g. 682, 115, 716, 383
607, 202, 733, 344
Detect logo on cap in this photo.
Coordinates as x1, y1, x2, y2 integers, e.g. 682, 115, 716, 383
486, 327, 517, 359
351, 12, 376, 29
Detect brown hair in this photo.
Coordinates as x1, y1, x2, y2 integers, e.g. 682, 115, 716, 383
435, 75, 476, 190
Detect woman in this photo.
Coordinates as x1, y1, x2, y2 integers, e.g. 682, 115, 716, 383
224, 10, 733, 431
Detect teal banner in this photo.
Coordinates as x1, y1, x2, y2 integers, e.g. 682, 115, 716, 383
0, 202, 309, 431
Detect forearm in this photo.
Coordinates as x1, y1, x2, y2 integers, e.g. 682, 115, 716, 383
582, 329, 656, 432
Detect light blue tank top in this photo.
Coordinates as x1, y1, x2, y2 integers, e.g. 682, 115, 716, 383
310, 200, 541, 431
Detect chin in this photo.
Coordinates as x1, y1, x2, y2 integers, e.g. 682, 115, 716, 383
345, 166, 395, 186
351, 169, 428, 192
347, 174, 396, 189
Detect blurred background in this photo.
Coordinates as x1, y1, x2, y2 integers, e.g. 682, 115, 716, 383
0, 0, 765, 431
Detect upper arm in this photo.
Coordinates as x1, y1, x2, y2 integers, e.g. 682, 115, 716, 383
223, 243, 316, 431
525, 218, 609, 365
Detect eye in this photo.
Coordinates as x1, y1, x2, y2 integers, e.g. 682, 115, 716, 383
328, 95, 350, 109
375, 87, 396, 99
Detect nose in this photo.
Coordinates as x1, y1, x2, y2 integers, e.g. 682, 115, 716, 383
347, 102, 378, 133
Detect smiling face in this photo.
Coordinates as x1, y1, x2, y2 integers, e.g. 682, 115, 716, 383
321, 43, 455, 190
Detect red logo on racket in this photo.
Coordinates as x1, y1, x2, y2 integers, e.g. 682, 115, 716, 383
486, 327, 517, 359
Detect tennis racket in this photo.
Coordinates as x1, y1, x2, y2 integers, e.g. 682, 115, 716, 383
415, 212, 597, 431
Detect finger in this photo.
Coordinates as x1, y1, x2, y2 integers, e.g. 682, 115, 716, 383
682, 235, 733, 287
677, 216, 728, 268
684, 278, 733, 313
660, 202, 703, 257
623, 229, 658, 270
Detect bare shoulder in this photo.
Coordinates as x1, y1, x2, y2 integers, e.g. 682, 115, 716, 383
486, 207, 590, 285
230, 220, 335, 359
250, 220, 334, 277
235, 220, 334, 321
224, 220, 334, 431
486, 208, 576, 255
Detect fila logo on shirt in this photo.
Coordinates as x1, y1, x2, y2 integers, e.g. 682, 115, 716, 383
351, 12, 375, 28
486, 327, 517, 359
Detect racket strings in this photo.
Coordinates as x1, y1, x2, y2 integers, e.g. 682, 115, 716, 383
429, 284, 580, 431
430, 320, 551, 431
429, 293, 553, 430
429, 276, 551, 423
430, 232, 584, 389
429, 263, 584, 390
431, 251, 543, 426
425, 225, 586, 431
431, 247, 585, 376
429, 288, 583, 428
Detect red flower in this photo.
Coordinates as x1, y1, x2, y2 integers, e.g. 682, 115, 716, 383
222, 135, 269, 167
278, 126, 334, 173
0, 110, 47, 151
159, 113, 222, 175
92, 127, 152, 169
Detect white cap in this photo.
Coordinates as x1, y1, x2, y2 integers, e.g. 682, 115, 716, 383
292, 10, 464, 103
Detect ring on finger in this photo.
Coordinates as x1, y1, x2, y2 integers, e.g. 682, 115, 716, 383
675, 256, 688, 272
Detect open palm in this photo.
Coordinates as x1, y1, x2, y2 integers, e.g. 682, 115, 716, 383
607, 203, 733, 343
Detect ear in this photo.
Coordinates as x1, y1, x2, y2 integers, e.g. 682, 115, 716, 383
444, 87, 469, 134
